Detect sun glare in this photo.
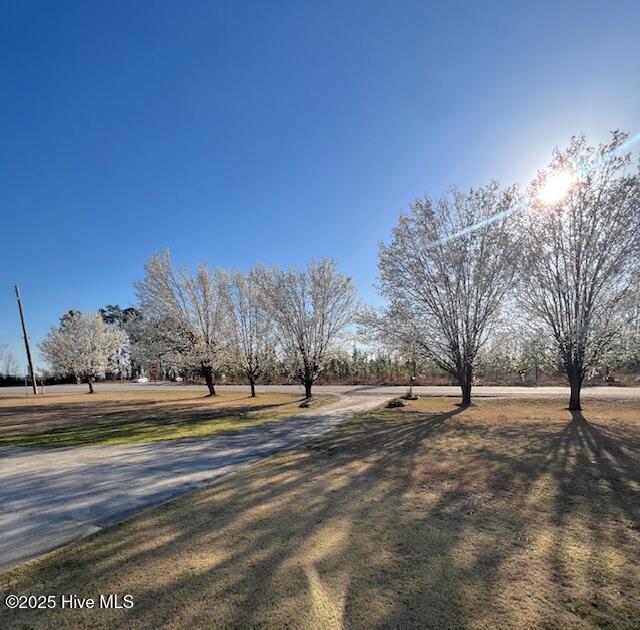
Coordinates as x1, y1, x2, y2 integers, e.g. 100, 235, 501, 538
538, 170, 574, 204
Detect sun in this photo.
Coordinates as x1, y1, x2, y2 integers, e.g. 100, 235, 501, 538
538, 170, 574, 204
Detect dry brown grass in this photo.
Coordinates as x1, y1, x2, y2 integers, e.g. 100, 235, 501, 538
1, 397, 639, 628
0, 390, 325, 446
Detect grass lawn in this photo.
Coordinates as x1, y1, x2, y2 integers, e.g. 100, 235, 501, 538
0, 390, 331, 447
1, 396, 639, 628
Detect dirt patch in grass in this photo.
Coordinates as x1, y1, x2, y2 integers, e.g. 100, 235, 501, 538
0, 391, 332, 447
1, 397, 639, 628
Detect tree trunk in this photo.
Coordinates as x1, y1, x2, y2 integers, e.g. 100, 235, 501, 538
459, 367, 473, 406
568, 371, 582, 411
249, 378, 256, 398
460, 381, 471, 406
304, 379, 313, 399
203, 365, 216, 396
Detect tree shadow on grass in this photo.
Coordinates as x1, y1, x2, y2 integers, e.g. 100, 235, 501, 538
1, 401, 639, 628
0, 395, 308, 446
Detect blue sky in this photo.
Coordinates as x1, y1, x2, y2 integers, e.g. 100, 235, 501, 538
1, 0, 639, 371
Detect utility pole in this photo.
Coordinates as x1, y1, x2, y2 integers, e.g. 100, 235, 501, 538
15, 285, 38, 396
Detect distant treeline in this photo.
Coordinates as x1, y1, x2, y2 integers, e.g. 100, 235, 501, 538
136, 348, 640, 388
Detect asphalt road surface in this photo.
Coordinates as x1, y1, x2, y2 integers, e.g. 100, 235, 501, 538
0, 394, 386, 574
2, 382, 640, 399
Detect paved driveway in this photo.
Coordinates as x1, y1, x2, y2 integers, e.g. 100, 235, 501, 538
0, 394, 387, 574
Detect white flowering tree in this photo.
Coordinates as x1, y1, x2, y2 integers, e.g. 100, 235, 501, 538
0, 344, 19, 378
40, 311, 127, 393
135, 251, 227, 395
125, 313, 189, 379
357, 302, 422, 394
255, 259, 357, 398
222, 271, 276, 397
519, 132, 640, 410
378, 183, 521, 405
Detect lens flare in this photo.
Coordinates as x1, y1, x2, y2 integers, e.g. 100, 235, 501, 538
537, 170, 574, 204
425, 131, 640, 248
